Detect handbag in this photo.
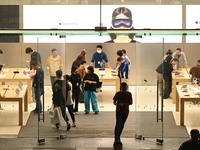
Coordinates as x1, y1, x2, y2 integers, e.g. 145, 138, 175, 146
66, 91, 73, 105
50, 106, 66, 126
47, 104, 54, 118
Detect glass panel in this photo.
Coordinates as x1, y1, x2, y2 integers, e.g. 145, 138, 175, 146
37, 35, 66, 137
134, 36, 164, 143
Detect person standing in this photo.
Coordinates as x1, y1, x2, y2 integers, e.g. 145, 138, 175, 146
25, 47, 42, 68
90, 45, 111, 69
52, 70, 71, 130
172, 48, 188, 69
116, 56, 128, 83
25, 47, 42, 102
31, 60, 44, 114
78, 60, 87, 103
90, 45, 111, 92
178, 129, 200, 150
189, 59, 200, 83
83, 66, 99, 114
113, 82, 133, 149
156, 56, 179, 99
122, 49, 131, 79
70, 66, 81, 114
78, 60, 87, 80
46, 48, 63, 88
71, 50, 87, 103
163, 49, 173, 60
116, 49, 130, 79
71, 55, 84, 73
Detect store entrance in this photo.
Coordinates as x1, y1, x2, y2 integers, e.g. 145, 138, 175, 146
133, 36, 164, 144
36, 36, 166, 144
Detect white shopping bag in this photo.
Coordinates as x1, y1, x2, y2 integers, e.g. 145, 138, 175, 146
50, 107, 66, 126
47, 105, 54, 118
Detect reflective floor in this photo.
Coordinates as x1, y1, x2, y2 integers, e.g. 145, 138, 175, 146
0, 85, 200, 149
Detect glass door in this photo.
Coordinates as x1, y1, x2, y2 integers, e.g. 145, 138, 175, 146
133, 36, 164, 144
36, 35, 66, 143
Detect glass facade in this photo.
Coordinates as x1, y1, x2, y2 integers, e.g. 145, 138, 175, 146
0, 0, 200, 147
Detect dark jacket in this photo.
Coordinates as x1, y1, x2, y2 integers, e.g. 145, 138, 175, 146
31, 51, 42, 68
70, 73, 81, 89
32, 68, 44, 94
52, 80, 65, 107
91, 52, 108, 68
83, 73, 99, 92
113, 91, 133, 113
156, 61, 173, 82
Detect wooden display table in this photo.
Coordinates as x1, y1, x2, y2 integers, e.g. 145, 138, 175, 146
94, 68, 120, 92
172, 68, 191, 104
176, 84, 200, 126
0, 68, 32, 103
0, 85, 28, 126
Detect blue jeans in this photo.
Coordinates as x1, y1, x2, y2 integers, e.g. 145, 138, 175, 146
34, 87, 42, 112
50, 76, 56, 89
84, 91, 99, 113
114, 111, 129, 142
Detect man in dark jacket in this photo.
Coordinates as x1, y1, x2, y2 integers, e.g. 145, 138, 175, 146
178, 129, 200, 150
156, 56, 178, 99
52, 70, 71, 131
25, 47, 42, 69
31, 61, 44, 114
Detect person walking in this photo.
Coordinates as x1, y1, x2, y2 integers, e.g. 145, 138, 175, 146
63, 74, 76, 127
52, 70, 71, 130
46, 48, 63, 88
